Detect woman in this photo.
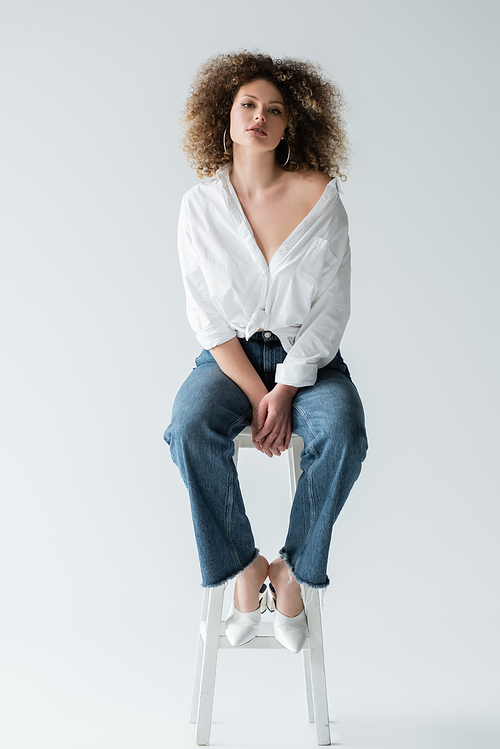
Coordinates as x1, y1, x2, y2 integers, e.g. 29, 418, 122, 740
164, 51, 367, 654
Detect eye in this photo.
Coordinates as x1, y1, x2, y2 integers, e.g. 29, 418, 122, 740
270, 108, 283, 115
241, 101, 254, 107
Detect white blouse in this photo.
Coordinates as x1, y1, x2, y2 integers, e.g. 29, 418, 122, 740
177, 162, 351, 388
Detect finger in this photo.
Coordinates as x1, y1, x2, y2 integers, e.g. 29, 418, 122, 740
255, 413, 284, 442
251, 423, 269, 454
257, 399, 269, 431
255, 417, 275, 442
251, 421, 260, 444
251, 407, 265, 444
260, 441, 274, 458
258, 425, 280, 447
252, 426, 267, 453
262, 431, 287, 456
275, 438, 288, 455
258, 431, 277, 458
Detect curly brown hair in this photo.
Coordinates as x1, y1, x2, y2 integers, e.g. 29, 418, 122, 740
180, 50, 351, 180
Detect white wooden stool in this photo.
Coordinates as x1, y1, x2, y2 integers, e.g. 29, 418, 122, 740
190, 426, 331, 746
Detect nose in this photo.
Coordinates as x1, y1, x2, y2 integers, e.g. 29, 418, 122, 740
254, 107, 265, 122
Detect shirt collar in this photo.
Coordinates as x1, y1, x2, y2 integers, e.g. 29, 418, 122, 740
216, 160, 343, 195
215, 162, 232, 184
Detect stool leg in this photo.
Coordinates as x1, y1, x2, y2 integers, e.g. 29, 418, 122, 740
302, 649, 315, 723
307, 592, 331, 746
190, 589, 210, 724
288, 435, 327, 732
287, 434, 303, 503
195, 585, 225, 746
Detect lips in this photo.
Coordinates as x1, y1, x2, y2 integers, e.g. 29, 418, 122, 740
247, 127, 267, 135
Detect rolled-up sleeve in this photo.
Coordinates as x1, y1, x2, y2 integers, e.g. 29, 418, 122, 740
177, 196, 236, 349
275, 239, 351, 388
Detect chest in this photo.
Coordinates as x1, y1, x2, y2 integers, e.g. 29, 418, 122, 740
236, 188, 324, 265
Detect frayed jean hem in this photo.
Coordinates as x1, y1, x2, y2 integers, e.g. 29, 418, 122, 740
200, 547, 260, 588
278, 547, 330, 590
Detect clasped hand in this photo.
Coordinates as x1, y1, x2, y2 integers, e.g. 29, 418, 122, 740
251, 384, 297, 457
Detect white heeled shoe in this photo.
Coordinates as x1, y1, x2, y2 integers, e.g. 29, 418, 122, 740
225, 583, 267, 647
268, 583, 308, 654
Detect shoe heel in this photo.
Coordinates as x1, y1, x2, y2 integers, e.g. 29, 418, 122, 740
259, 583, 267, 613
267, 583, 276, 613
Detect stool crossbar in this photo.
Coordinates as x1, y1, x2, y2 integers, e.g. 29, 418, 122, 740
190, 426, 331, 746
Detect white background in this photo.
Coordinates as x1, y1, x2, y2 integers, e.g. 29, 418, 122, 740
1, 1, 499, 747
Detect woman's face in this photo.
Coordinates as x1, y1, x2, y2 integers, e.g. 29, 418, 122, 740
229, 78, 287, 155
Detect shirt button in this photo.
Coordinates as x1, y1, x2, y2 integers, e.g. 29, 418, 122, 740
263, 331, 272, 339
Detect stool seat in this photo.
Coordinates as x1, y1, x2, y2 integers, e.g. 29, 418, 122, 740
190, 426, 331, 746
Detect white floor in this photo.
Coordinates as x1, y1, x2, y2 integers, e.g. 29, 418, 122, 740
2, 613, 500, 749
178, 647, 500, 749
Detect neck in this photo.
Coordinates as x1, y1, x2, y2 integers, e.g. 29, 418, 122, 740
229, 144, 284, 198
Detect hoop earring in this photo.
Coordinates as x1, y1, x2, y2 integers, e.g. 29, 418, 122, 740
277, 137, 290, 167
223, 128, 230, 153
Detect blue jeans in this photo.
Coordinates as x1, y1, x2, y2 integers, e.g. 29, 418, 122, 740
164, 332, 367, 589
